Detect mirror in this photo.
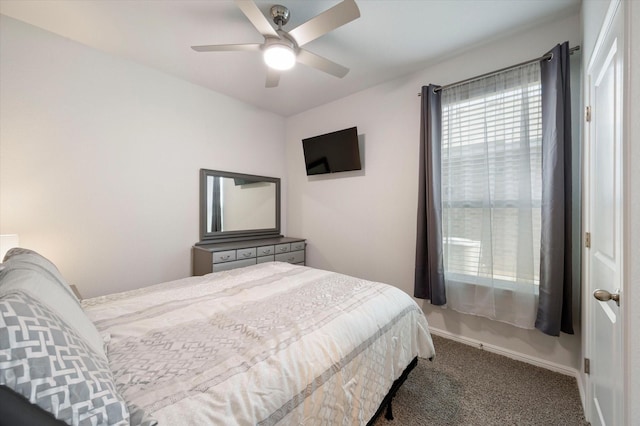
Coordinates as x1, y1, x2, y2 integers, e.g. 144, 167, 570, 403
198, 169, 281, 243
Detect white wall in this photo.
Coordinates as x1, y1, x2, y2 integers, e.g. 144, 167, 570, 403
0, 16, 287, 298
285, 14, 582, 370
222, 180, 276, 231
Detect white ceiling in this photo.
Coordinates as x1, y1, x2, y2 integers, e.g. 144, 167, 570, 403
0, 0, 580, 117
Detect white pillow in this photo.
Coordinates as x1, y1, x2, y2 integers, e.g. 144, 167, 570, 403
0, 250, 106, 360
2, 248, 79, 301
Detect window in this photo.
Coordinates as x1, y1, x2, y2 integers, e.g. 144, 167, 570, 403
441, 63, 542, 291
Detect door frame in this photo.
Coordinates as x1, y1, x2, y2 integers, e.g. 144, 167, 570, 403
622, 1, 639, 423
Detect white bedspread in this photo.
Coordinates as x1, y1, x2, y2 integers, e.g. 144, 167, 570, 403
82, 262, 435, 425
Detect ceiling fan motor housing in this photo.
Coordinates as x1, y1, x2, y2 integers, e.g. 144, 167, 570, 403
263, 34, 296, 51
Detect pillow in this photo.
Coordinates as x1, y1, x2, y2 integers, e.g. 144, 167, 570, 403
0, 290, 130, 425
0, 251, 106, 359
2, 248, 79, 302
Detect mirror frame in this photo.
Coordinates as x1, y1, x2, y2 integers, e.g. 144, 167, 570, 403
198, 169, 281, 244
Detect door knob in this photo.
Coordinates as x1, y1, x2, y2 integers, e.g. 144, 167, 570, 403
593, 289, 620, 306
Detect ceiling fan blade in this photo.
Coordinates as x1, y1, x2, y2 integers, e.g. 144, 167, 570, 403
191, 43, 262, 52
234, 0, 278, 38
297, 49, 349, 78
288, 0, 360, 47
265, 68, 281, 88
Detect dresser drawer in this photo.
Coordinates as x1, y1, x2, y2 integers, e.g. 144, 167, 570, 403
237, 248, 256, 259
256, 255, 274, 264
193, 237, 306, 276
275, 243, 291, 254
213, 258, 256, 271
257, 245, 275, 257
291, 241, 305, 251
213, 250, 236, 263
275, 250, 305, 264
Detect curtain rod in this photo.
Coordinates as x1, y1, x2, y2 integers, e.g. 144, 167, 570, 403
418, 45, 580, 96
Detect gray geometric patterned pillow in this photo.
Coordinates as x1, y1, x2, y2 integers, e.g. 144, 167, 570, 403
0, 290, 130, 426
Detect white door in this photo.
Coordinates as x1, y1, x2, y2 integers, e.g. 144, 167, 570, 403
585, 1, 624, 425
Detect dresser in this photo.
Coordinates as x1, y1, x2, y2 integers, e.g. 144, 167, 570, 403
192, 237, 306, 276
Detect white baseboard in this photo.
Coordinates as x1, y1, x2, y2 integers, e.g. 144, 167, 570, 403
428, 326, 586, 410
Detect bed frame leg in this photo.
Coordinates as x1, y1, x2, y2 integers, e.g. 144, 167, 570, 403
384, 400, 394, 420
367, 357, 418, 425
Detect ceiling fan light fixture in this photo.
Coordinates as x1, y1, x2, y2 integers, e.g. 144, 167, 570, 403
191, 0, 360, 87
263, 44, 296, 70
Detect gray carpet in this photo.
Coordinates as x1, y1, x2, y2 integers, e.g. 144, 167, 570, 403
373, 335, 588, 426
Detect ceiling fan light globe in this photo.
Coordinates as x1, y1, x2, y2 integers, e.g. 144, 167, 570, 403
263, 45, 296, 70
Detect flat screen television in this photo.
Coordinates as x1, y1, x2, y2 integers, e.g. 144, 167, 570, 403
302, 127, 361, 176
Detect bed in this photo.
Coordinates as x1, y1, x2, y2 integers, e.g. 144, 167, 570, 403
0, 248, 435, 425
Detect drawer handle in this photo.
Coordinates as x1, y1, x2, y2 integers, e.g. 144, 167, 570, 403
242, 252, 251, 257
221, 255, 230, 260
262, 249, 270, 254
279, 247, 287, 252
288, 256, 295, 262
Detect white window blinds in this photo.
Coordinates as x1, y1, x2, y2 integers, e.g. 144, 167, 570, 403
440, 62, 542, 328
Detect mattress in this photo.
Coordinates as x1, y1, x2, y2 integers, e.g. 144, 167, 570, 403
82, 262, 435, 425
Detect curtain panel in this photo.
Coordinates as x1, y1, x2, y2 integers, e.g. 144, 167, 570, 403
439, 62, 542, 328
414, 85, 446, 305
415, 42, 575, 333
210, 176, 222, 232
535, 42, 574, 336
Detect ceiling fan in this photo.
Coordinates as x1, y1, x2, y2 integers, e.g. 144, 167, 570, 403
191, 0, 360, 88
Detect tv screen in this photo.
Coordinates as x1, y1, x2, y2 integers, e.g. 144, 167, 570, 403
302, 127, 361, 176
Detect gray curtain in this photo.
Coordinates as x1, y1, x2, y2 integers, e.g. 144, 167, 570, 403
536, 42, 574, 336
414, 85, 446, 305
211, 177, 222, 232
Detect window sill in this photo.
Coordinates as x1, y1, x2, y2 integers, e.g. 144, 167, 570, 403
445, 272, 539, 295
